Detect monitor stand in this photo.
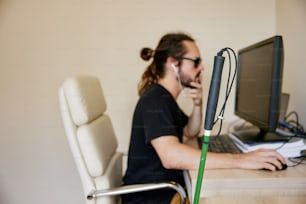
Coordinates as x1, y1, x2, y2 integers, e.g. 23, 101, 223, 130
231, 126, 289, 144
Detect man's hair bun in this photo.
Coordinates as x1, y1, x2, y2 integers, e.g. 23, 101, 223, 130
140, 48, 154, 61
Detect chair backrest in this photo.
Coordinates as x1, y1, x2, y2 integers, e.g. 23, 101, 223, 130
59, 75, 122, 204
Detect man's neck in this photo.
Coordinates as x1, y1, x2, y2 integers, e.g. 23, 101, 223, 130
158, 78, 182, 99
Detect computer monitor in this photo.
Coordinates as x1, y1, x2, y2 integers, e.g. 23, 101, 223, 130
233, 35, 287, 143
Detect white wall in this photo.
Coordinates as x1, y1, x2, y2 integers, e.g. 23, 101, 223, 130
276, 0, 306, 126
1, 1, 304, 204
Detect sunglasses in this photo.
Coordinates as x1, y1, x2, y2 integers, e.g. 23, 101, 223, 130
180, 57, 202, 68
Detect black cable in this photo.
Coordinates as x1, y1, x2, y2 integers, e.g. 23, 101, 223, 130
286, 111, 301, 133
288, 156, 306, 167
282, 111, 306, 138
215, 48, 237, 122
285, 111, 299, 121
212, 47, 238, 136
214, 50, 232, 136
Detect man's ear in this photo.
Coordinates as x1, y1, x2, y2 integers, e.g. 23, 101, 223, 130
166, 56, 178, 69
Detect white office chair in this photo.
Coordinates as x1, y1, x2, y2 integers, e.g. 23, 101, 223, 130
58, 75, 187, 204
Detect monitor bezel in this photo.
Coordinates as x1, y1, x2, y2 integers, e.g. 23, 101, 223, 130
234, 35, 284, 132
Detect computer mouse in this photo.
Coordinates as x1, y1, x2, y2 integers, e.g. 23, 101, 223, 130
280, 163, 288, 170
261, 163, 287, 171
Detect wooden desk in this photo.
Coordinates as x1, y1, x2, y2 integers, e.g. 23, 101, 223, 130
185, 137, 306, 203
199, 195, 306, 204
189, 165, 306, 197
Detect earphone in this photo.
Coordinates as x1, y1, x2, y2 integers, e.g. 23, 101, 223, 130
171, 63, 185, 92
171, 63, 178, 73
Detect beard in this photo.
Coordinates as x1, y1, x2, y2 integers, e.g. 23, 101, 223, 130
178, 71, 194, 88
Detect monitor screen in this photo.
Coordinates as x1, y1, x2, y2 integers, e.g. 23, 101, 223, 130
234, 36, 285, 142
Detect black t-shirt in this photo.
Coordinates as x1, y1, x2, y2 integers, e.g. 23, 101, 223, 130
122, 84, 188, 203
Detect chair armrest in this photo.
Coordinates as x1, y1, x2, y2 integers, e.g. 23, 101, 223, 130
87, 181, 187, 204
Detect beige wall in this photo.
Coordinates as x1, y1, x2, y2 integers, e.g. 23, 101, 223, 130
276, 0, 306, 125
0, 1, 304, 204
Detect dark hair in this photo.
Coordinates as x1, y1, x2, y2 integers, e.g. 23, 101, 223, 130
138, 32, 194, 95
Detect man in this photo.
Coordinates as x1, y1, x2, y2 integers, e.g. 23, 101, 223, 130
122, 32, 286, 204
